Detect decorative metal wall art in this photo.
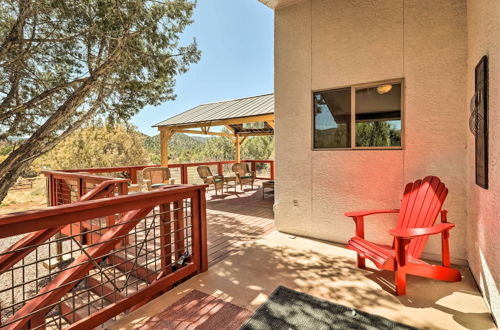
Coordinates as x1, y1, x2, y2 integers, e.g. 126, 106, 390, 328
469, 56, 488, 189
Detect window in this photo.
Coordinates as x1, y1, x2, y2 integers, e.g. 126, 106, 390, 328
313, 81, 402, 149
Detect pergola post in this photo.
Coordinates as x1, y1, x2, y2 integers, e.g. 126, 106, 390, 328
160, 128, 174, 167
234, 134, 241, 163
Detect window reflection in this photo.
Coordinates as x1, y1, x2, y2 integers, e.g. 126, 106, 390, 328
313, 88, 351, 148
355, 83, 401, 147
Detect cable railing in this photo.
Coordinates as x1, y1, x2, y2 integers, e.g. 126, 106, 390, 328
0, 184, 207, 329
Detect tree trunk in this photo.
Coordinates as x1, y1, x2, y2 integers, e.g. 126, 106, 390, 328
0, 42, 124, 205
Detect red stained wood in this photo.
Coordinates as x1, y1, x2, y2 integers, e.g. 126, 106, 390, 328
66, 264, 197, 330
107, 255, 157, 284
86, 276, 126, 303
345, 176, 461, 296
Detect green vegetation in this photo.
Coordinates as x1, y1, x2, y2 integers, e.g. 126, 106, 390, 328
146, 131, 274, 164
2, 125, 274, 176
356, 121, 401, 147
35, 124, 151, 170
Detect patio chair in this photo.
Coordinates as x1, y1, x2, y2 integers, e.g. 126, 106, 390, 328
232, 162, 256, 190
142, 167, 175, 191
344, 176, 461, 296
197, 165, 224, 195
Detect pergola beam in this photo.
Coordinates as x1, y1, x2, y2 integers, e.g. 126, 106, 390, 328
156, 114, 274, 131
234, 135, 241, 162
156, 113, 274, 165
160, 128, 174, 167
173, 129, 233, 137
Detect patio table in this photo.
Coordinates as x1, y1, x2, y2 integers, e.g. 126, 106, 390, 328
224, 176, 237, 192
262, 180, 274, 199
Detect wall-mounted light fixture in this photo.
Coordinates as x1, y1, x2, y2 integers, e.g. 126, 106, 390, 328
376, 84, 393, 94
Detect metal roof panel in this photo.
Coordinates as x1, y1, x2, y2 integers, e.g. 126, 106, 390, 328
153, 93, 274, 127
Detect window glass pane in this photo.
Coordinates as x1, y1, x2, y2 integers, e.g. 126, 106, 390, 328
314, 88, 351, 148
355, 83, 401, 147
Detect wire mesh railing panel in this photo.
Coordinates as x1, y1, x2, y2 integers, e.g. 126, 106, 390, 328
186, 166, 216, 185
255, 162, 271, 179
53, 179, 79, 205
0, 193, 200, 329
168, 168, 182, 184
222, 163, 234, 177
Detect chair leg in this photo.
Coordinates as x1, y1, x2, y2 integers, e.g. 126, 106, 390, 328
395, 267, 407, 296
357, 255, 365, 269
395, 238, 409, 296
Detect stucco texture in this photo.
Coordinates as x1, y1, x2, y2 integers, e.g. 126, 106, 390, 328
467, 0, 500, 322
274, 0, 468, 263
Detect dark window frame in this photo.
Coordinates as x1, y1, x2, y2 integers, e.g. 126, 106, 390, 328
312, 79, 404, 150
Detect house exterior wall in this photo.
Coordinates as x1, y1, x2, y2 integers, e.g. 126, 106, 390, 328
466, 0, 500, 321
274, 0, 468, 264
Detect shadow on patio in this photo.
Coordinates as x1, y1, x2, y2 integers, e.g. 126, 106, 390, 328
204, 181, 275, 266
110, 183, 495, 330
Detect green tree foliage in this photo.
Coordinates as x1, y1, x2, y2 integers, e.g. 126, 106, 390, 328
145, 132, 274, 164
241, 136, 274, 160
35, 124, 150, 170
145, 133, 205, 164
0, 0, 200, 202
356, 121, 400, 147
193, 136, 235, 162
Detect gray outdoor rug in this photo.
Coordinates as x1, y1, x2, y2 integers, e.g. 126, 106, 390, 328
240, 286, 416, 330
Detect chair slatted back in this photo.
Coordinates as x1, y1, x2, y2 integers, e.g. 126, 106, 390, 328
232, 163, 250, 176
197, 166, 213, 180
142, 167, 171, 185
395, 176, 448, 258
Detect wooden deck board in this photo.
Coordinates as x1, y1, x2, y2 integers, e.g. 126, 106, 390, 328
205, 181, 274, 266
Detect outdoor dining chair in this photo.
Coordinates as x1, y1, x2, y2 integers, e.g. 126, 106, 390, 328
232, 162, 256, 190
197, 165, 224, 196
142, 167, 175, 191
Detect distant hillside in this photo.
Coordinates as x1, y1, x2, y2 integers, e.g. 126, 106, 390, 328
144, 133, 206, 164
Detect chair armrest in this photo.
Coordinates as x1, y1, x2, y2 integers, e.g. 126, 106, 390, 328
344, 209, 399, 217
390, 223, 455, 239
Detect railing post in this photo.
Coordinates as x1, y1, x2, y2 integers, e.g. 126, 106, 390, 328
174, 200, 185, 262
130, 168, 138, 184
251, 160, 256, 173
46, 174, 54, 207
190, 187, 207, 273
159, 203, 172, 273
181, 165, 188, 184
270, 160, 275, 180
217, 162, 223, 176
77, 178, 85, 200
199, 187, 208, 272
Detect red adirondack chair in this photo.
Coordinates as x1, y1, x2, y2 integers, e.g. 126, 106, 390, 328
344, 176, 461, 295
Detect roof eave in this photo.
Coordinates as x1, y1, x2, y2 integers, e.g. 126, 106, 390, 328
258, 0, 306, 9
153, 113, 274, 129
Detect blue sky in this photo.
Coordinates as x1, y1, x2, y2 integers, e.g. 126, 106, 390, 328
131, 0, 274, 136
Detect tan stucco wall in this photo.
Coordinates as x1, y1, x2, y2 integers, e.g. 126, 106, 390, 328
274, 0, 468, 263
466, 0, 500, 321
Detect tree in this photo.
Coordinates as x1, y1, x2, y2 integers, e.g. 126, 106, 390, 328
241, 136, 274, 160
0, 0, 200, 202
356, 121, 393, 147
193, 135, 234, 162
34, 123, 151, 170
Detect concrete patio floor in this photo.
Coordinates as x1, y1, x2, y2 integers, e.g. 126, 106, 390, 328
110, 229, 496, 330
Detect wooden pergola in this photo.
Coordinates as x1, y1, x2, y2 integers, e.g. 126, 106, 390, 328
153, 94, 274, 166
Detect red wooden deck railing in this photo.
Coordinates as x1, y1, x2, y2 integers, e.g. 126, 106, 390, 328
0, 184, 207, 329
57, 159, 274, 186
0, 160, 270, 329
